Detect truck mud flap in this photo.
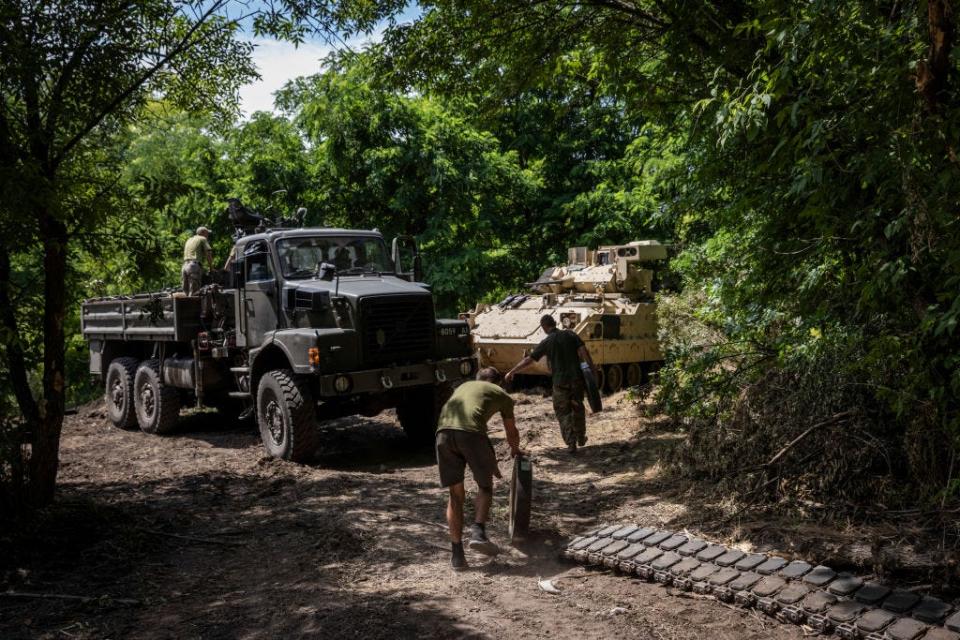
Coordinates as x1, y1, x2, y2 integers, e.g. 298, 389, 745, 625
561, 523, 960, 640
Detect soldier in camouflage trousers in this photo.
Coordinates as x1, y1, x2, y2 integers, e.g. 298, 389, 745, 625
552, 378, 587, 448
506, 314, 596, 454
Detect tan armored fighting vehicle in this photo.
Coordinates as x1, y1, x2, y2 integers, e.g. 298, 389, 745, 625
462, 241, 667, 393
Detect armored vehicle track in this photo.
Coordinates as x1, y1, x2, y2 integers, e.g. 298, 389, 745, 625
564, 524, 959, 640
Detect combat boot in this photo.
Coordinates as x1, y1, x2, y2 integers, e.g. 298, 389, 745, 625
467, 523, 500, 556
451, 542, 468, 571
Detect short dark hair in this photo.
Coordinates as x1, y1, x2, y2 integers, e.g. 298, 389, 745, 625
477, 367, 502, 383
540, 314, 557, 328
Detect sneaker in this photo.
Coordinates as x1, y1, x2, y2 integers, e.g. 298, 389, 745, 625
467, 524, 500, 556
451, 542, 468, 571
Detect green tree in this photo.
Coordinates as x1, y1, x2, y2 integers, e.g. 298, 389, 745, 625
378, 0, 960, 500
278, 55, 543, 312
0, 0, 403, 507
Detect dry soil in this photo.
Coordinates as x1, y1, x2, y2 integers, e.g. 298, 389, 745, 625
2, 389, 816, 639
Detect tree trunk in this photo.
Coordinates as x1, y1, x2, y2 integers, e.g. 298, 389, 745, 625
28, 215, 68, 506
916, 0, 955, 113
0, 246, 40, 426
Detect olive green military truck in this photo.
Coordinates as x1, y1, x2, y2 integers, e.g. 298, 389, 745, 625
81, 219, 475, 462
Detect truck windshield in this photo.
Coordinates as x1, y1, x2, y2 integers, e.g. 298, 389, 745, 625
277, 236, 392, 278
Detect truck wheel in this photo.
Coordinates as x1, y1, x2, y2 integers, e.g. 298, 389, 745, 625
134, 360, 181, 435
397, 384, 450, 447
257, 370, 318, 462
105, 357, 139, 430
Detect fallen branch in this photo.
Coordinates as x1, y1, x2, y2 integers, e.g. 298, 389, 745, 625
764, 411, 856, 467
1, 591, 141, 605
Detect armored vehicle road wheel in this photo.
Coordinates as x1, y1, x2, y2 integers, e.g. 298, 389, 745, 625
105, 357, 140, 430
581, 366, 603, 413
509, 454, 533, 544
626, 363, 642, 388
257, 369, 319, 462
134, 359, 181, 435
606, 364, 624, 393
594, 367, 605, 396
397, 384, 451, 447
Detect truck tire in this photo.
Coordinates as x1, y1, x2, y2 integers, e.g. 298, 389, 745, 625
134, 360, 181, 435
397, 384, 450, 447
256, 369, 318, 462
105, 357, 140, 430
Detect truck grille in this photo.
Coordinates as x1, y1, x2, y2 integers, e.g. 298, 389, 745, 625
360, 295, 435, 365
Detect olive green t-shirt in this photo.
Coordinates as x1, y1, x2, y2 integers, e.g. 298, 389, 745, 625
531, 328, 586, 384
183, 235, 212, 264
437, 381, 514, 435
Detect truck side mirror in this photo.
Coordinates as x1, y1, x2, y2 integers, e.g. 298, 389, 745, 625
413, 254, 423, 282
392, 235, 421, 281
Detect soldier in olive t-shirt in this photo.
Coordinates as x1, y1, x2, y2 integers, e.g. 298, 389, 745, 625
437, 380, 515, 436
181, 226, 213, 296
435, 368, 521, 570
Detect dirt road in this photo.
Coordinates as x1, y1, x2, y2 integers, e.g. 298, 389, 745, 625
1, 390, 803, 639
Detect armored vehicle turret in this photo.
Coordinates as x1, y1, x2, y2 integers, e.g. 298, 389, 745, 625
462, 241, 667, 393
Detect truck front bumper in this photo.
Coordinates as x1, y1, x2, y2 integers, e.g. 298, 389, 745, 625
315, 356, 477, 397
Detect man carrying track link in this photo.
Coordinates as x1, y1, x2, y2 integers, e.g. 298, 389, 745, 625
436, 367, 522, 571
505, 314, 597, 455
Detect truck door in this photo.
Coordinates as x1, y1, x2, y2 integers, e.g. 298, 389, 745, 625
239, 241, 279, 347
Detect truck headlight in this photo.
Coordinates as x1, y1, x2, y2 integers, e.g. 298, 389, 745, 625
459, 359, 473, 377
334, 375, 352, 393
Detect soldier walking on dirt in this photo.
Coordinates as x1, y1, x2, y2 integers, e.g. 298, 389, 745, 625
436, 367, 522, 570
182, 226, 213, 296
505, 314, 597, 455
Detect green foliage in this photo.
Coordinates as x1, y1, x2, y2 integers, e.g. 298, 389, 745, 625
374, 0, 960, 503
0, 0, 412, 508
5, 0, 959, 511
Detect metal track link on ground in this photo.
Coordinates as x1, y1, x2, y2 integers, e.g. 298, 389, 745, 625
562, 524, 960, 640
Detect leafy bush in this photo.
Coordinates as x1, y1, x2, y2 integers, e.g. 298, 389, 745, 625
656, 288, 953, 508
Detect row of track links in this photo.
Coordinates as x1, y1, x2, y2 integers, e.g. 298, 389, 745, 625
562, 524, 960, 640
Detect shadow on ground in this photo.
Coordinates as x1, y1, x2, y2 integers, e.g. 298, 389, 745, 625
0, 468, 483, 639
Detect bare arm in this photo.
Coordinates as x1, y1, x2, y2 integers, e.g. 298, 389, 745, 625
505, 356, 536, 382
503, 416, 521, 456
577, 345, 597, 372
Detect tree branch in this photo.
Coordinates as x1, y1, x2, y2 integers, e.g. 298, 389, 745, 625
0, 245, 40, 426
52, 0, 233, 167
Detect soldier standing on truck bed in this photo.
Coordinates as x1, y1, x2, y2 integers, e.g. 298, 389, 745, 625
182, 226, 213, 296
505, 314, 597, 455
436, 367, 522, 571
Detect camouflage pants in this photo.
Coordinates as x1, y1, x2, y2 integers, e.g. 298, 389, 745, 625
181, 260, 202, 296
552, 379, 586, 447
